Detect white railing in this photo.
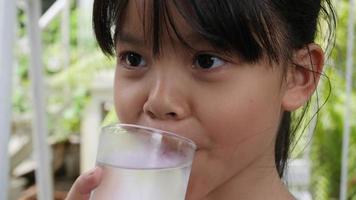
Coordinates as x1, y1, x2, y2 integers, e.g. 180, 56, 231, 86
0, 0, 16, 199
0, 0, 72, 199
340, 0, 355, 199
25, 0, 54, 199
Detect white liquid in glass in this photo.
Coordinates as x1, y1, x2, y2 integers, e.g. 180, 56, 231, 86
90, 162, 191, 200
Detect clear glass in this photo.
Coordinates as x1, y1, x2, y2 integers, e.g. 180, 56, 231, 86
90, 123, 196, 200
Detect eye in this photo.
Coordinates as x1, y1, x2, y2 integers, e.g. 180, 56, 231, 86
119, 52, 147, 68
194, 54, 225, 70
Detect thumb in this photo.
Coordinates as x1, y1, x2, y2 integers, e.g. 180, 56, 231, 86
65, 167, 102, 200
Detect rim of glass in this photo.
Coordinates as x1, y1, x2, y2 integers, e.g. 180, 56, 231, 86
102, 123, 197, 150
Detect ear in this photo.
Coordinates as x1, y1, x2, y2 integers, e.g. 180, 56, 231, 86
282, 43, 325, 111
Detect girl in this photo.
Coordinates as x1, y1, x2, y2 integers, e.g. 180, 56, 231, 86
66, 0, 336, 199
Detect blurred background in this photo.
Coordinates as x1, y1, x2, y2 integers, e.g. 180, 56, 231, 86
0, 0, 355, 199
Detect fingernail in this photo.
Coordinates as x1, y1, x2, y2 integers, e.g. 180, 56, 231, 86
86, 167, 97, 176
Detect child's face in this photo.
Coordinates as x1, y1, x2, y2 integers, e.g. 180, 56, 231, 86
114, 1, 289, 199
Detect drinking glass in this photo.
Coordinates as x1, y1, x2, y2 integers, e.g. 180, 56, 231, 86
90, 123, 196, 200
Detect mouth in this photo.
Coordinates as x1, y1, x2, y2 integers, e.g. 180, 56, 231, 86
134, 121, 203, 151
121, 123, 198, 150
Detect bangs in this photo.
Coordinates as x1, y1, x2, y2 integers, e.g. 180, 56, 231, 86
93, 0, 288, 63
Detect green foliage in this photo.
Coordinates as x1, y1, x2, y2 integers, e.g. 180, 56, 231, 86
42, 14, 60, 45
309, 0, 356, 199
101, 108, 118, 126
47, 86, 90, 141
13, 3, 115, 142
332, 0, 356, 78
310, 68, 356, 199
17, 9, 27, 38
46, 50, 114, 141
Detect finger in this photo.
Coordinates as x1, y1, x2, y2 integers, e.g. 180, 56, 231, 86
65, 167, 102, 200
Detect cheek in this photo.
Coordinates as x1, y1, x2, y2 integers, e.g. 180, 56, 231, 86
207, 98, 280, 146
195, 80, 283, 154
113, 76, 147, 123
188, 85, 283, 196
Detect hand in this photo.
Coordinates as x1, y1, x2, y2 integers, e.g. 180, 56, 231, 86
65, 167, 103, 200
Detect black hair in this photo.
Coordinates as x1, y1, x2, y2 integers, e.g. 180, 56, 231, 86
92, 0, 336, 177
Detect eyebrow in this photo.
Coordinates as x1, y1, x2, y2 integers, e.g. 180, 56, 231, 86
117, 32, 146, 46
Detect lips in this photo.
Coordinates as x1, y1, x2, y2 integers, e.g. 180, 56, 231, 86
136, 119, 205, 151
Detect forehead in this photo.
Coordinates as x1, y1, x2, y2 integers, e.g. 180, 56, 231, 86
117, 0, 206, 50
121, 0, 191, 31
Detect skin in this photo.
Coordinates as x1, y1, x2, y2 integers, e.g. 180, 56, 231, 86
66, 0, 325, 199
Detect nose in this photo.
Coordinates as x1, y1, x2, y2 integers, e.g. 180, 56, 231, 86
143, 76, 190, 121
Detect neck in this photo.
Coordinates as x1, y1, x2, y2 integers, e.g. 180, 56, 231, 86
205, 156, 294, 200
